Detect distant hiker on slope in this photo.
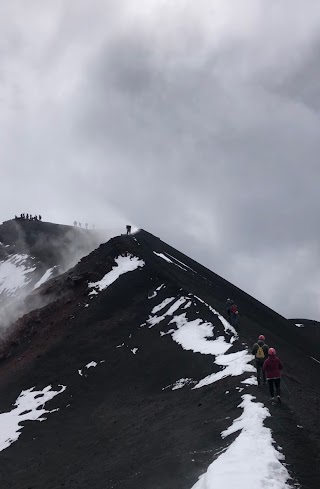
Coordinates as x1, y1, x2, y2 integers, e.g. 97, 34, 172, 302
225, 298, 234, 321
230, 303, 239, 329
126, 225, 132, 235
252, 335, 269, 386
263, 348, 283, 403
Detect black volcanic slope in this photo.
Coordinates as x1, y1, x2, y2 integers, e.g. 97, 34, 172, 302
0, 230, 319, 489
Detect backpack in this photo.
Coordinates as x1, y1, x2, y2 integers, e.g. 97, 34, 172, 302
256, 345, 265, 359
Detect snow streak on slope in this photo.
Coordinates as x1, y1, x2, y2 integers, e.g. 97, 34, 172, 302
153, 251, 188, 271
191, 394, 290, 489
0, 254, 36, 297
0, 385, 66, 452
193, 294, 237, 338
146, 295, 251, 384
33, 266, 57, 290
194, 350, 255, 388
88, 255, 145, 295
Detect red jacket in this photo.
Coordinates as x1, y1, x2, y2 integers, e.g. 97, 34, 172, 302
230, 304, 238, 314
263, 356, 283, 379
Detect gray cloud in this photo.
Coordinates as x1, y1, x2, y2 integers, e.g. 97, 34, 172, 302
1, 1, 320, 319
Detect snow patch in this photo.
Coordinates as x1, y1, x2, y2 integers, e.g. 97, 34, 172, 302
147, 297, 186, 328
191, 394, 290, 489
86, 361, 97, 369
295, 323, 304, 328
33, 266, 57, 290
241, 376, 258, 386
0, 385, 66, 452
193, 295, 237, 339
171, 314, 231, 356
171, 378, 194, 390
153, 251, 187, 271
194, 351, 255, 389
88, 255, 144, 295
0, 254, 36, 296
131, 348, 138, 354
153, 252, 172, 263
148, 283, 165, 299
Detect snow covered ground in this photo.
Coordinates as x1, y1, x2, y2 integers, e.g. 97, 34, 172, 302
0, 254, 36, 297
191, 394, 290, 489
145, 292, 291, 487
0, 385, 66, 452
88, 255, 145, 295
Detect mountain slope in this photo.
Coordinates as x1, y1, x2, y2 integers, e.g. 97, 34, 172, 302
0, 219, 104, 332
0, 229, 319, 489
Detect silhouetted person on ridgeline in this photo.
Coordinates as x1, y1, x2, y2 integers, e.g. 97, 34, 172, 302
74, 221, 77, 227
39, 215, 42, 221
126, 225, 132, 235
26, 213, 29, 220
252, 335, 269, 386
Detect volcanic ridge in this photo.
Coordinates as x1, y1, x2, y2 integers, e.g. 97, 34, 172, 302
0, 222, 319, 489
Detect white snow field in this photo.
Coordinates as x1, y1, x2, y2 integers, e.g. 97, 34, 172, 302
88, 255, 145, 295
0, 254, 36, 297
0, 385, 66, 452
191, 394, 290, 489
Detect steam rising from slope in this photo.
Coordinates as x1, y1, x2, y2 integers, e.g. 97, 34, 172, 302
0, 220, 114, 335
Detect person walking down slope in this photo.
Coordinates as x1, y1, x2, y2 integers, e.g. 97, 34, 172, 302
263, 348, 283, 403
225, 298, 234, 321
252, 335, 269, 386
230, 303, 239, 329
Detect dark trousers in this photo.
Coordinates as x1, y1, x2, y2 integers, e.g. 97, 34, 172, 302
267, 378, 281, 397
256, 361, 266, 385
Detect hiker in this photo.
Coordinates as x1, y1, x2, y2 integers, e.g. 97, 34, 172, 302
252, 335, 269, 385
126, 225, 132, 235
26, 213, 29, 220
230, 303, 239, 329
39, 215, 42, 221
263, 348, 283, 403
225, 298, 234, 320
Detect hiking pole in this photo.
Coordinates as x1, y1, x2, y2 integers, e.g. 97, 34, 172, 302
281, 377, 291, 395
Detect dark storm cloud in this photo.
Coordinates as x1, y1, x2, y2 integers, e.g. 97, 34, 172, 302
1, 1, 320, 318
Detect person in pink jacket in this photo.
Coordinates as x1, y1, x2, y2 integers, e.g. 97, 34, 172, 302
263, 348, 283, 403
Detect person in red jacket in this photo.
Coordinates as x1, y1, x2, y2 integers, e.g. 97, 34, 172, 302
263, 348, 283, 403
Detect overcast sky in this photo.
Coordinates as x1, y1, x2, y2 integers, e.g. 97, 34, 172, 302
1, 1, 320, 319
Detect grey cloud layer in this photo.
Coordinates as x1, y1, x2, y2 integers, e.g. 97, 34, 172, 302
1, 1, 320, 319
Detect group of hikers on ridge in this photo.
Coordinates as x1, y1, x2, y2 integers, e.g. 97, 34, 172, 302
225, 298, 283, 403
15, 213, 42, 221
252, 335, 283, 403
